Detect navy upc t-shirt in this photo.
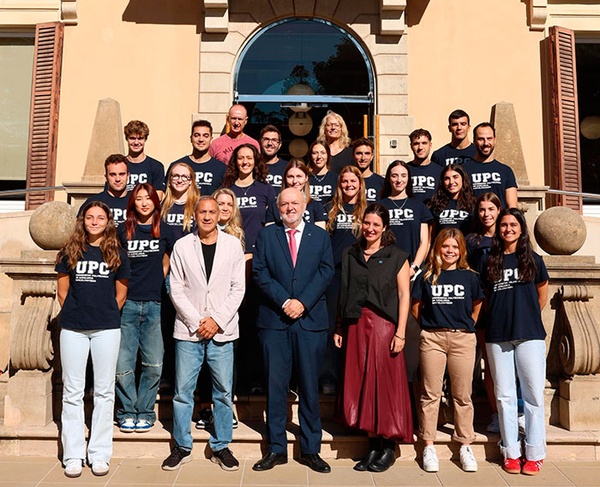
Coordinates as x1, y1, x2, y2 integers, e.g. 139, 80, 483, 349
80, 191, 128, 227
162, 202, 196, 241
480, 252, 549, 343
379, 197, 432, 262
127, 156, 166, 192
364, 173, 384, 202
412, 268, 483, 332
309, 171, 338, 203
462, 159, 517, 209
431, 199, 473, 238
264, 199, 327, 226
55, 246, 130, 330
431, 143, 477, 166
325, 201, 358, 269
118, 222, 175, 301
231, 181, 275, 254
265, 158, 288, 195
408, 162, 442, 205
167, 156, 225, 197
466, 233, 493, 270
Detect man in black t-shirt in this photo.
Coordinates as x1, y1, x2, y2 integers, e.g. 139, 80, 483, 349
124, 120, 166, 197
167, 120, 225, 197
407, 128, 441, 205
463, 123, 518, 209
260, 125, 288, 195
81, 154, 129, 227
431, 109, 477, 166
352, 137, 384, 202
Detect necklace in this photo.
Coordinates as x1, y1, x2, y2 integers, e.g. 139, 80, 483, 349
236, 180, 255, 197
388, 196, 408, 210
363, 247, 380, 256
311, 171, 328, 183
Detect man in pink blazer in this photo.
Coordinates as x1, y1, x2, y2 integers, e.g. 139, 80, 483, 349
161, 196, 245, 472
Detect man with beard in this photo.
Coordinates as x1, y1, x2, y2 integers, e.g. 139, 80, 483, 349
463, 123, 518, 209
260, 125, 288, 195
431, 109, 477, 167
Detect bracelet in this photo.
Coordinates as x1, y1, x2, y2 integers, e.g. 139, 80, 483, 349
410, 263, 419, 271
394, 335, 405, 340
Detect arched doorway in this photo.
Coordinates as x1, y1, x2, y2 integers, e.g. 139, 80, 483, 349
234, 18, 375, 160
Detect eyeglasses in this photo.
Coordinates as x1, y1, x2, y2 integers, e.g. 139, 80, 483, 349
261, 137, 281, 144
170, 174, 191, 182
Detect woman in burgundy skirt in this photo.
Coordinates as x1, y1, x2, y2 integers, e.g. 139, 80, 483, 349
334, 203, 413, 473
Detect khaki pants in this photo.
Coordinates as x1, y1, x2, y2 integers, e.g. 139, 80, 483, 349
418, 329, 477, 444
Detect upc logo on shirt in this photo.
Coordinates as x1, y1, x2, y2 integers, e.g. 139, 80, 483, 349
237, 196, 257, 208
412, 176, 436, 192
127, 173, 149, 189
493, 268, 520, 292
195, 172, 213, 185
388, 208, 415, 223
127, 239, 160, 258
267, 174, 282, 187
166, 213, 185, 226
470, 172, 501, 189
431, 284, 465, 304
311, 185, 333, 199
438, 209, 470, 224
75, 260, 110, 282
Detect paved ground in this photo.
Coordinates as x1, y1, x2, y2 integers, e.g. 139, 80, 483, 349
0, 456, 598, 487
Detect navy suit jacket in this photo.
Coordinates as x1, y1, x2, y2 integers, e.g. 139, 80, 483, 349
253, 222, 334, 331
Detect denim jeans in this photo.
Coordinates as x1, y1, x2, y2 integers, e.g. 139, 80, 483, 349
60, 328, 120, 464
173, 339, 234, 452
116, 300, 163, 423
486, 339, 546, 461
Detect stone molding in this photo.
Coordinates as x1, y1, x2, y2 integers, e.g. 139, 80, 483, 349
204, 0, 229, 33
557, 285, 600, 376
61, 0, 77, 25
380, 0, 406, 36
527, 0, 547, 31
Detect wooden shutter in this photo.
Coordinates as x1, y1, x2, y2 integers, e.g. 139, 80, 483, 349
25, 22, 64, 210
548, 26, 582, 212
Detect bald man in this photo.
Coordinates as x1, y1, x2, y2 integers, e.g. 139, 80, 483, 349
209, 104, 260, 164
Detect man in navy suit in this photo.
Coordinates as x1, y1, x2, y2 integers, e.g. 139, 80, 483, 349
252, 187, 335, 473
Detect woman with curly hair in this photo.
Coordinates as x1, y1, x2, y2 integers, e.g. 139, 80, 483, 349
116, 183, 175, 434
55, 201, 130, 478
265, 159, 327, 229
411, 228, 483, 473
307, 141, 338, 204
316, 110, 353, 173
222, 143, 275, 256
161, 162, 200, 241
428, 164, 476, 240
480, 208, 549, 476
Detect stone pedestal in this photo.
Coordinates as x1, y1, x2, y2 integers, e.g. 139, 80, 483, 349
4, 370, 53, 427
559, 376, 600, 431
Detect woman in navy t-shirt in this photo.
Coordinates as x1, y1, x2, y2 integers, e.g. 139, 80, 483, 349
161, 162, 200, 241
265, 159, 327, 228
379, 160, 432, 277
308, 141, 338, 204
55, 201, 130, 478
412, 228, 483, 473
428, 164, 476, 240
223, 143, 275, 257
465, 192, 502, 433
480, 208, 549, 476
116, 183, 175, 433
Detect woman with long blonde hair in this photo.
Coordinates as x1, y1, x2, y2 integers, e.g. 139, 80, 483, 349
316, 110, 353, 173
212, 187, 245, 250
161, 162, 200, 240
411, 228, 483, 474
55, 201, 130, 478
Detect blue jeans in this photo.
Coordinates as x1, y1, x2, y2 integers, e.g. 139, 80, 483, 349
486, 339, 546, 461
116, 300, 163, 423
173, 339, 234, 452
61, 328, 120, 464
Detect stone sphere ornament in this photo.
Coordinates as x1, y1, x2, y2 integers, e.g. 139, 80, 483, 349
29, 201, 77, 250
534, 206, 586, 255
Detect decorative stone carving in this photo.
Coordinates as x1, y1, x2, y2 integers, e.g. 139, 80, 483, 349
534, 206, 587, 255
527, 0, 548, 32
556, 285, 600, 376
29, 202, 76, 251
61, 0, 78, 25
204, 0, 229, 33
380, 0, 407, 36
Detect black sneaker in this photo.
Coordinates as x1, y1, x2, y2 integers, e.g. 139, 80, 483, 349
195, 407, 213, 430
232, 413, 238, 429
211, 447, 240, 471
161, 447, 192, 471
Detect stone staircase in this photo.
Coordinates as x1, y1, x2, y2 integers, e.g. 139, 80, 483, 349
1, 390, 599, 461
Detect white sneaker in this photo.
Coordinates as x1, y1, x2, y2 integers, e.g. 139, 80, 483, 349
518, 414, 526, 434
460, 445, 478, 472
91, 460, 110, 476
487, 413, 500, 433
64, 458, 83, 478
422, 445, 439, 472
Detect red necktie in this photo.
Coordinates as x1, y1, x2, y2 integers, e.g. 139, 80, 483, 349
287, 229, 298, 266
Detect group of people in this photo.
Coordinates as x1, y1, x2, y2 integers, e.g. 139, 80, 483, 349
54, 106, 549, 478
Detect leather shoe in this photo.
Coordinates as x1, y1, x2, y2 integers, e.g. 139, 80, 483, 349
368, 447, 396, 472
298, 453, 331, 473
354, 449, 380, 471
252, 452, 288, 471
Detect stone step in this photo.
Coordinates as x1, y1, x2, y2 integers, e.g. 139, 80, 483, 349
1, 419, 598, 461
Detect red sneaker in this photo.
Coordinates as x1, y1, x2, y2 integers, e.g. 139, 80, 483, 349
502, 457, 521, 474
522, 459, 543, 476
